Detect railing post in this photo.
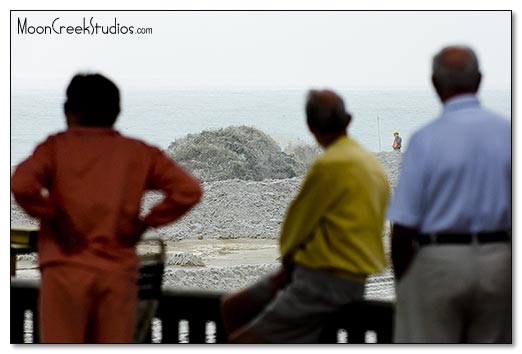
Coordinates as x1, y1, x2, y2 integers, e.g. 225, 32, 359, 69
10, 296, 25, 343
187, 320, 206, 344
10, 278, 40, 344
214, 319, 228, 343
160, 317, 180, 343
347, 329, 366, 344
318, 324, 338, 343
32, 307, 40, 343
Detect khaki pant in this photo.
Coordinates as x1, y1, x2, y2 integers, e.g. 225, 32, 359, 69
247, 265, 365, 343
394, 243, 511, 343
39, 264, 137, 343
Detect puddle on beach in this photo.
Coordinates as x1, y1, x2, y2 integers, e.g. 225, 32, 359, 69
17, 238, 280, 275
162, 238, 279, 267
14, 238, 394, 301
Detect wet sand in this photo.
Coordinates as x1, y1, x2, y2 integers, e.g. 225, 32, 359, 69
15, 237, 395, 301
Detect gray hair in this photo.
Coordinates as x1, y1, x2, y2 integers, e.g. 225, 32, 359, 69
432, 46, 481, 93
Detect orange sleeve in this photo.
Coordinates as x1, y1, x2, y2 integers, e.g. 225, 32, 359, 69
11, 137, 56, 220
143, 148, 203, 228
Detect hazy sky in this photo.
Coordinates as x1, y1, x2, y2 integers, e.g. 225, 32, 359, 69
11, 10, 511, 91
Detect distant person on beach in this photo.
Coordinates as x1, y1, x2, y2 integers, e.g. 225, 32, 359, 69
388, 46, 511, 343
11, 73, 202, 343
392, 130, 402, 151
220, 89, 390, 343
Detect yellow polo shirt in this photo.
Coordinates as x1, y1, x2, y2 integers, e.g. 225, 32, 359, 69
279, 136, 389, 281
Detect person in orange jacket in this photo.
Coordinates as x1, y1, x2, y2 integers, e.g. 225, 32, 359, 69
11, 73, 203, 343
392, 130, 402, 151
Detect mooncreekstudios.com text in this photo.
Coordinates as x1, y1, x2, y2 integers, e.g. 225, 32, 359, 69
17, 17, 153, 35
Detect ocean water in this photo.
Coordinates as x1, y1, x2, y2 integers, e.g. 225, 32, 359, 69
11, 88, 511, 165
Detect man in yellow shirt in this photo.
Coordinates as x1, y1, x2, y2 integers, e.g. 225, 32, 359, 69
221, 90, 389, 343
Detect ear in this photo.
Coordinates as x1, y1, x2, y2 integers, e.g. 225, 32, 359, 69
306, 119, 315, 134
306, 122, 320, 142
431, 75, 438, 92
346, 113, 352, 126
65, 111, 81, 127
432, 75, 444, 101
474, 72, 482, 93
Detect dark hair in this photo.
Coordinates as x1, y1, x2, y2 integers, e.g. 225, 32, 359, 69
305, 90, 350, 134
432, 46, 481, 94
64, 73, 120, 127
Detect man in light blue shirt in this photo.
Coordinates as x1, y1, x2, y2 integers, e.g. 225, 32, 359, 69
388, 46, 511, 343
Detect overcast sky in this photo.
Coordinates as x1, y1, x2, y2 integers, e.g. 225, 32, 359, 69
11, 10, 511, 91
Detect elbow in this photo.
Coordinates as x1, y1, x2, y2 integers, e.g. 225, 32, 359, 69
178, 181, 203, 208
11, 191, 27, 211
11, 167, 38, 200
11, 178, 32, 204
11, 174, 25, 197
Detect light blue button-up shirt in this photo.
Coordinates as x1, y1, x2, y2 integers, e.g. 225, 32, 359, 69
387, 94, 511, 233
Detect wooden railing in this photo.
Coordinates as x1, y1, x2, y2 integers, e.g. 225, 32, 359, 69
10, 278, 394, 344
10, 226, 394, 343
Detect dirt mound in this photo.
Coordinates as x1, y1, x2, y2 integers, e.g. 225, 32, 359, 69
167, 126, 307, 182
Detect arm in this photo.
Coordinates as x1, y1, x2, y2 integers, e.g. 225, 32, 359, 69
279, 163, 339, 262
391, 223, 420, 281
143, 148, 203, 228
11, 138, 56, 220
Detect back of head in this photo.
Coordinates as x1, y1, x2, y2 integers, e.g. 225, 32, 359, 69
432, 46, 481, 100
305, 90, 350, 134
64, 73, 120, 127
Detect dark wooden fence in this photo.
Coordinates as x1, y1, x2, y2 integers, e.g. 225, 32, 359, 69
11, 278, 394, 344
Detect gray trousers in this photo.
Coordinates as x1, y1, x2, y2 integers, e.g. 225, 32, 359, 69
394, 242, 512, 343
247, 265, 365, 343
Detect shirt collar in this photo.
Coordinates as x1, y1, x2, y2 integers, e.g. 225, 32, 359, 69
323, 135, 350, 152
443, 94, 480, 113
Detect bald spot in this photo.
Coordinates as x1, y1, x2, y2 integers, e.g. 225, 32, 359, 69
438, 46, 476, 71
313, 90, 343, 108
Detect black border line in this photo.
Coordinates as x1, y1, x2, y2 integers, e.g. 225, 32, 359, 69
9, 10, 514, 345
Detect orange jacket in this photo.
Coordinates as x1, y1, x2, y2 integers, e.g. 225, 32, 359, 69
12, 127, 202, 273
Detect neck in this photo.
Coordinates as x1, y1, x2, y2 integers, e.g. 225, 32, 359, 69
438, 90, 477, 104
316, 131, 347, 149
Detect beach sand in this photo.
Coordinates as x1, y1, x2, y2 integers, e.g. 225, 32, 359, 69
11, 150, 402, 301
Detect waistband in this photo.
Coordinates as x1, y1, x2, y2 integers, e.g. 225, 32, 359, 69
292, 264, 368, 283
418, 231, 511, 246
311, 267, 368, 283
329, 270, 367, 283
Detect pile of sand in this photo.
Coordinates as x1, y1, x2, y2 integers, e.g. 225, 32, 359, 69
167, 126, 307, 182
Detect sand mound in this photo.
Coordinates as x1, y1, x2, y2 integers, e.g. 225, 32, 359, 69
166, 126, 307, 181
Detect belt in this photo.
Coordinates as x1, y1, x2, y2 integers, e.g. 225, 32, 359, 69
418, 231, 511, 246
